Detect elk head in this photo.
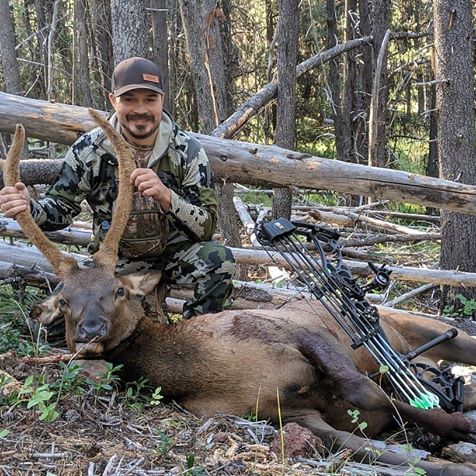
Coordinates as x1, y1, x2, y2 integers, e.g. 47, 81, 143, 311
4, 110, 161, 355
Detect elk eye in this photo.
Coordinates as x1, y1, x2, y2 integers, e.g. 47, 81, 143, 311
115, 287, 125, 298
58, 298, 67, 307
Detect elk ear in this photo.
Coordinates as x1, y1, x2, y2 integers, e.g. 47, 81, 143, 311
30, 295, 64, 324
119, 271, 163, 297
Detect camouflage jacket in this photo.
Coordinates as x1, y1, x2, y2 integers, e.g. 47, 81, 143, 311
31, 111, 218, 255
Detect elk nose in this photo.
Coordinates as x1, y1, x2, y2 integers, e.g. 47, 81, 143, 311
76, 318, 108, 342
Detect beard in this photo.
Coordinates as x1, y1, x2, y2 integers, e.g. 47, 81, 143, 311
122, 114, 160, 139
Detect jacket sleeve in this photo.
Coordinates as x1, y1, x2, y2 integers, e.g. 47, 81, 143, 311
167, 140, 218, 241
30, 135, 93, 231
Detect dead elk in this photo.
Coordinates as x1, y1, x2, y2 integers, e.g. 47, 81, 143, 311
4, 112, 476, 476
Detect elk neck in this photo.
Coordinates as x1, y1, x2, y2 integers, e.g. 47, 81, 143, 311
102, 316, 210, 399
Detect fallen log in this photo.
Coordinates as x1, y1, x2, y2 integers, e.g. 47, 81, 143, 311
361, 209, 440, 224
233, 196, 259, 246
342, 232, 441, 247
3, 240, 476, 288
384, 283, 437, 308
308, 209, 424, 235
3, 93, 476, 215
0, 217, 91, 246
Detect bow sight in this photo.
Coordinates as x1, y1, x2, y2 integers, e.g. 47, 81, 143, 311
256, 218, 464, 413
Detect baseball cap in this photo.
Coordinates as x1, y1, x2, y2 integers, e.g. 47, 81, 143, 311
111, 57, 164, 97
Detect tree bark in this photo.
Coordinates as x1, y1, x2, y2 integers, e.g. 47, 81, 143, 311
151, 0, 170, 110
110, 0, 148, 64
326, 0, 344, 162
0, 0, 21, 94
434, 0, 476, 307
73, 0, 93, 106
370, 0, 390, 168
46, 0, 61, 101
179, 0, 217, 132
90, 0, 113, 107
34, 0, 48, 97
368, 29, 390, 168
272, 0, 299, 220
341, 0, 357, 167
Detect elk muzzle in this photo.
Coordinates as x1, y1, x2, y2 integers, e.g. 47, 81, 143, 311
75, 315, 109, 343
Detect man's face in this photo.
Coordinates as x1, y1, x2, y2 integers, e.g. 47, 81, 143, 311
109, 89, 164, 141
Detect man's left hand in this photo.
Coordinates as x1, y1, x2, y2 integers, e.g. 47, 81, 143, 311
130, 168, 172, 211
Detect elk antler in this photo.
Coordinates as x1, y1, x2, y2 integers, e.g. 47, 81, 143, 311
87, 109, 135, 271
3, 125, 77, 278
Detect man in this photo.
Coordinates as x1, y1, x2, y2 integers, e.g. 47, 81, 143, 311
0, 57, 235, 319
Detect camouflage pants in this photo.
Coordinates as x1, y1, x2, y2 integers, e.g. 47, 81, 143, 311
115, 240, 235, 319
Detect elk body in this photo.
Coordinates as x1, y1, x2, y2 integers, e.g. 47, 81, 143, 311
4, 112, 476, 476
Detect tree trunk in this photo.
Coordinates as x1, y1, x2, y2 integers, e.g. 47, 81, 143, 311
90, 0, 113, 107
341, 0, 357, 169
34, 0, 48, 97
110, 0, 148, 64
272, 0, 299, 220
168, 0, 180, 118
0, 0, 21, 94
46, 0, 61, 101
434, 0, 476, 308
326, 0, 344, 162
151, 0, 170, 110
179, 0, 216, 132
356, 0, 372, 165
370, 0, 390, 168
73, 0, 93, 106
180, 0, 242, 253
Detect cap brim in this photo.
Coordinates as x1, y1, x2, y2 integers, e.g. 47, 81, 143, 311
114, 83, 164, 97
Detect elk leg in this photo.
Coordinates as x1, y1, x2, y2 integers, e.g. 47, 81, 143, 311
297, 331, 394, 411
380, 308, 476, 366
285, 408, 476, 476
298, 331, 476, 443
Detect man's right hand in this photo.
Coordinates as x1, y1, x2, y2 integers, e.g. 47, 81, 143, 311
0, 182, 31, 217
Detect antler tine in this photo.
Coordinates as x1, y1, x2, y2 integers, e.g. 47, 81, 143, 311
3, 125, 77, 278
88, 108, 135, 271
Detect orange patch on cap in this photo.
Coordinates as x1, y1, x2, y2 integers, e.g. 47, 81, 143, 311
143, 73, 160, 83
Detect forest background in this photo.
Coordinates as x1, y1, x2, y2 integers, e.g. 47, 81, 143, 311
0, 0, 476, 312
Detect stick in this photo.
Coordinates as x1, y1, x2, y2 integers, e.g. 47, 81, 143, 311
384, 284, 437, 308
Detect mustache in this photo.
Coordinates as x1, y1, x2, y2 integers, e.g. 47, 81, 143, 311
127, 114, 154, 122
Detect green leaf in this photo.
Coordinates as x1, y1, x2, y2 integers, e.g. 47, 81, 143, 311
0, 428, 10, 439
186, 453, 196, 469
27, 390, 54, 408
38, 402, 60, 422
150, 387, 163, 405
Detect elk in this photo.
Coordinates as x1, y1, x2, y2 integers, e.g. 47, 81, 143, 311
4, 111, 476, 476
